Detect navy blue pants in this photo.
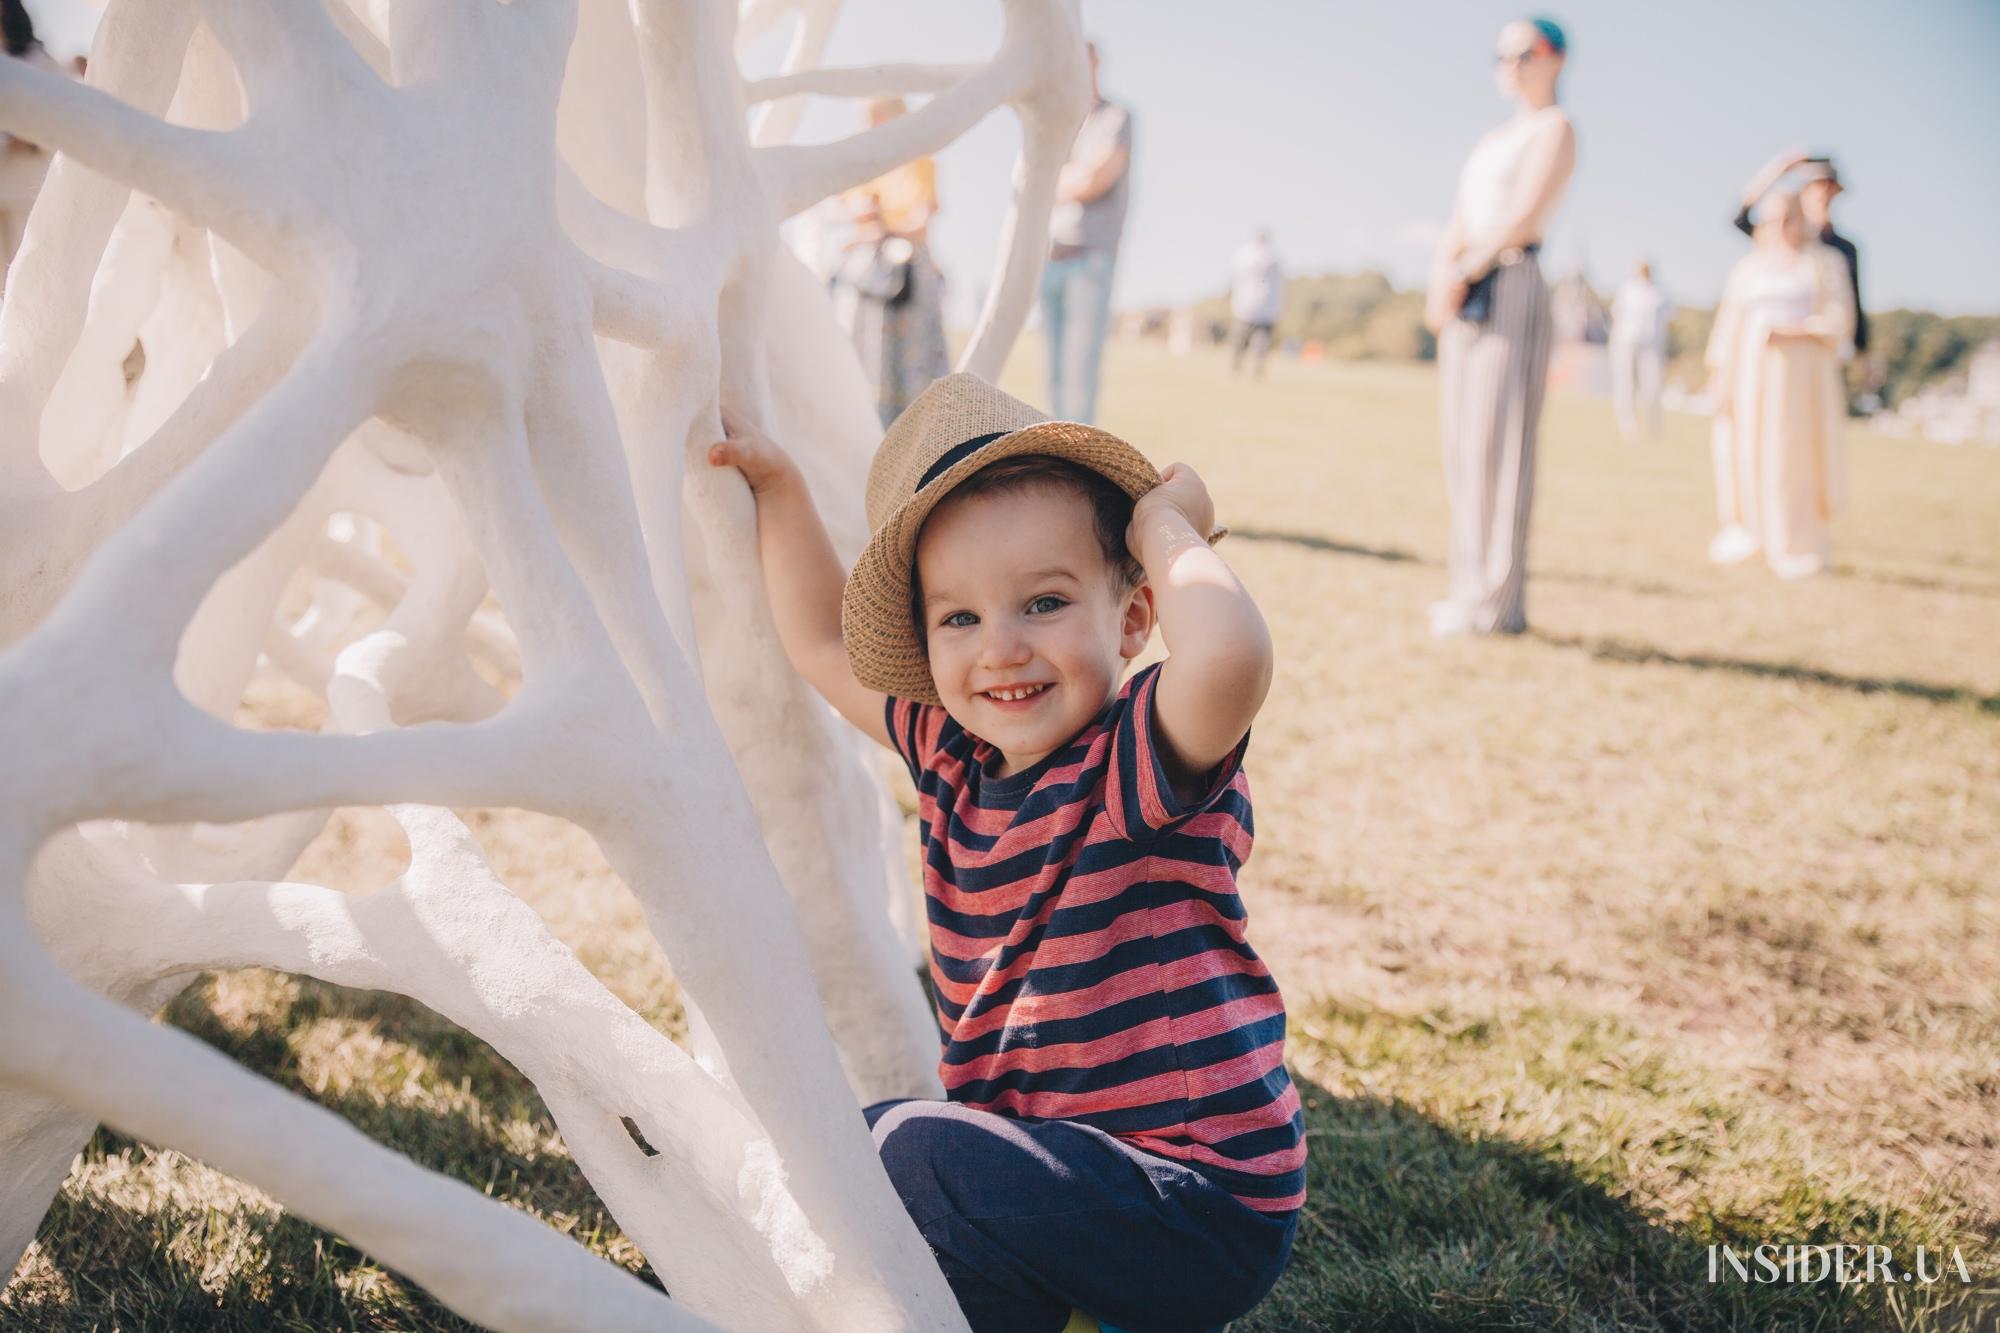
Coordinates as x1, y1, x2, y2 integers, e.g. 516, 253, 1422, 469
865, 1098, 1296, 1333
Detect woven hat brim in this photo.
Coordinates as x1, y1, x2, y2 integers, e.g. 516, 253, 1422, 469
842, 421, 1162, 705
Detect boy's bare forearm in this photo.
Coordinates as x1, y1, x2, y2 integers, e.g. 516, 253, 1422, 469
750, 475, 849, 681
1131, 500, 1272, 779
1134, 511, 1274, 691
708, 418, 890, 745
739, 472, 892, 748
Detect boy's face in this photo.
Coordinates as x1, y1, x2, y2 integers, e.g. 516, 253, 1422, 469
915, 483, 1152, 773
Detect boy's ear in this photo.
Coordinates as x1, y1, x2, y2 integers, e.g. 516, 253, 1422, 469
1118, 582, 1155, 660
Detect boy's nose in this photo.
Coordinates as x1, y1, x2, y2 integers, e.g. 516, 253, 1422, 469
976, 624, 1033, 669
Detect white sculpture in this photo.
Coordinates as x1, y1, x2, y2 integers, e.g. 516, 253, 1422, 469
0, 1, 1089, 1329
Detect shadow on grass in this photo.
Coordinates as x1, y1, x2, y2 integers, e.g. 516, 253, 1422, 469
8, 976, 664, 1331
9, 1186, 484, 1333
1231, 525, 1426, 566
1228, 527, 1690, 598
1245, 1071, 1990, 1333
1531, 630, 2000, 715
1832, 565, 2000, 600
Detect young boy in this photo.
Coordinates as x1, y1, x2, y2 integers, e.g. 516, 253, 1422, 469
709, 374, 1303, 1333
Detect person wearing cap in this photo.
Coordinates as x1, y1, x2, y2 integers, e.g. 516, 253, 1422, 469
709, 373, 1302, 1332
1733, 149, 1867, 360
1423, 16, 1577, 636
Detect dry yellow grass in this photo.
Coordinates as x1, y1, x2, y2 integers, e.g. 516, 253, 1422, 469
5, 339, 1996, 1329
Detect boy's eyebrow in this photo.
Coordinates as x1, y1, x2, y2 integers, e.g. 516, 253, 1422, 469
920, 566, 1081, 607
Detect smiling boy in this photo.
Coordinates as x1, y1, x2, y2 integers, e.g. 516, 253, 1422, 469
710, 373, 1303, 1333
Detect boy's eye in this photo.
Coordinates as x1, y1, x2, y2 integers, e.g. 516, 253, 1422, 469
1028, 595, 1068, 615
940, 611, 977, 629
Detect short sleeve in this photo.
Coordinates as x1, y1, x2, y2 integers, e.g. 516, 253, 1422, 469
884, 694, 949, 787
1104, 663, 1250, 842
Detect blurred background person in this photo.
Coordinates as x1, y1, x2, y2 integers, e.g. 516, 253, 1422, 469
1, 0, 65, 288
1703, 191, 1854, 579
1609, 260, 1672, 438
1040, 39, 1131, 424
1733, 149, 1867, 380
1229, 227, 1284, 379
1423, 16, 1575, 637
829, 96, 950, 426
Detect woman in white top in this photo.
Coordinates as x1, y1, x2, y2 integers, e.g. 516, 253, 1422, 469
1703, 192, 1854, 579
1424, 17, 1577, 636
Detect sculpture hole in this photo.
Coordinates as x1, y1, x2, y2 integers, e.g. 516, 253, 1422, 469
620, 1115, 660, 1158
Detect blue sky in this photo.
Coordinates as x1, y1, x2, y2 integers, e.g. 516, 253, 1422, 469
28, 1, 2000, 319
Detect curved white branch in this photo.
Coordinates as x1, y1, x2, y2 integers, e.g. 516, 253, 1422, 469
35, 328, 370, 673
744, 62, 978, 104
195, 0, 380, 109
0, 922, 712, 1333
0, 59, 254, 238
0, 0, 197, 438
746, 0, 846, 148
762, 56, 1025, 218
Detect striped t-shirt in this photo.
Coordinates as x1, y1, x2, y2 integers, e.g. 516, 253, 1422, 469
886, 661, 1306, 1215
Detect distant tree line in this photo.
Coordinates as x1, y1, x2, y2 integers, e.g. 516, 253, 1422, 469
1168, 272, 1998, 408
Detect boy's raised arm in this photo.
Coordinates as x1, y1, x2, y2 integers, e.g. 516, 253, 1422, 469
1128, 465, 1274, 792
708, 414, 893, 750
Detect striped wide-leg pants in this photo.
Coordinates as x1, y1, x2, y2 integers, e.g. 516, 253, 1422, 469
1436, 254, 1552, 634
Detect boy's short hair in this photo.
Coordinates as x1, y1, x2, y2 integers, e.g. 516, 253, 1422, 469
910, 454, 1145, 648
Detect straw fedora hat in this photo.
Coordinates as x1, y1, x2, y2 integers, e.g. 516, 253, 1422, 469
842, 373, 1221, 704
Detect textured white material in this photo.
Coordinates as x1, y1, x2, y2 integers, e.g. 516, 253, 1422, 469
0, 1, 1088, 1328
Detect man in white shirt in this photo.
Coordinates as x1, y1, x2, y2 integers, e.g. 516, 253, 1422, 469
1609, 261, 1672, 438
1229, 230, 1284, 379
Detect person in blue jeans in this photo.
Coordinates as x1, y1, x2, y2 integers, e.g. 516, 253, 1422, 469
1041, 41, 1132, 425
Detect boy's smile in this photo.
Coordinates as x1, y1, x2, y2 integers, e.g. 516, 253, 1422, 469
915, 484, 1152, 778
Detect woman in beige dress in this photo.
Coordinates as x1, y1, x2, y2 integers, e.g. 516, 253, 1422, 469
1703, 191, 1854, 579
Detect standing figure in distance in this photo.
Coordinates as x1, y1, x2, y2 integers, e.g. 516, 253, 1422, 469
1229, 229, 1284, 379
1609, 260, 1672, 439
1423, 16, 1577, 637
1040, 41, 1133, 425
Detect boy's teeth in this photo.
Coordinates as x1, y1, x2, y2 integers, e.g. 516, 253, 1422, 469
989, 684, 1044, 701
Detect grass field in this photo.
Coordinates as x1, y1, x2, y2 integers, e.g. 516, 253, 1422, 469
6, 341, 1997, 1331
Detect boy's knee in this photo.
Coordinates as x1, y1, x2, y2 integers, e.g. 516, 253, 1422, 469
870, 1100, 951, 1221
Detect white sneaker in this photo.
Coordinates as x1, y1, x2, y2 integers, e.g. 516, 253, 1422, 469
1428, 599, 1475, 637
1707, 525, 1759, 566
1769, 551, 1828, 581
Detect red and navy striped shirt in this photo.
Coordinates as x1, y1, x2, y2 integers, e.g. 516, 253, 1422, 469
886, 661, 1306, 1215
